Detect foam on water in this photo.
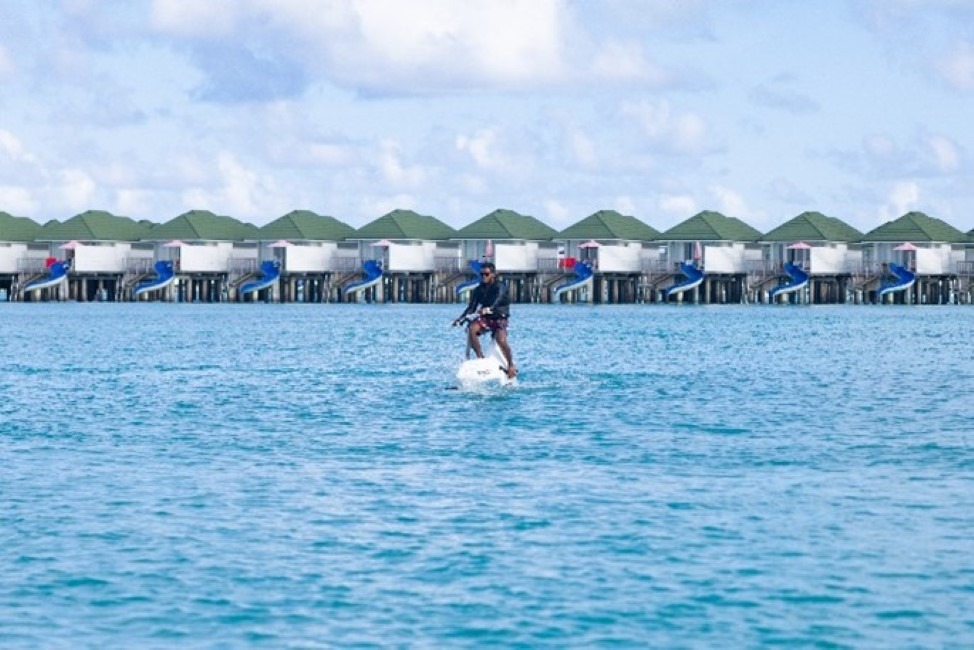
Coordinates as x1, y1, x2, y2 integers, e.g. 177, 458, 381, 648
1, 303, 972, 647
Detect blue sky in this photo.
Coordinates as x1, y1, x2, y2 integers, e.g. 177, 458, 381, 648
1, 0, 972, 233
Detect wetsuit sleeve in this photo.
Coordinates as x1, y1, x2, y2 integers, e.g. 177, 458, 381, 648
457, 286, 479, 319
488, 282, 509, 311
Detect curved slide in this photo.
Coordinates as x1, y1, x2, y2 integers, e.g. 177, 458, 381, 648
664, 262, 704, 298
344, 260, 383, 297
769, 262, 809, 301
23, 259, 70, 292
133, 260, 175, 298
552, 260, 594, 300
878, 263, 916, 300
455, 260, 484, 299
240, 260, 281, 298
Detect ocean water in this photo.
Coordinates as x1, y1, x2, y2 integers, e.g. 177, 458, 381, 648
1, 303, 972, 648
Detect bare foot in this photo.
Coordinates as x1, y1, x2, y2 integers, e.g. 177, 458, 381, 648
506, 365, 518, 379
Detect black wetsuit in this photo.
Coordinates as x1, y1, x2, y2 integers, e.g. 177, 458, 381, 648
461, 281, 510, 320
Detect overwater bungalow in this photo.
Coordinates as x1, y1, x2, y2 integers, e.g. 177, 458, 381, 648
556, 210, 660, 304
0, 211, 45, 301
25, 210, 153, 302
144, 210, 261, 302
857, 211, 968, 304
453, 209, 558, 303
254, 210, 358, 303
344, 209, 458, 303
650, 211, 762, 304
756, 211, 864, 304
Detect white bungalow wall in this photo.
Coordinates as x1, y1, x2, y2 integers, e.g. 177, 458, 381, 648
808, 245, 854, 274
277, 242, 339, 273
916, 246, 952, 274
495, 242, 540, 272
386, 242, 438, 272
72, 243, 151, 273
179, 242, 237, 272
0, 242, 31, 273
595, 243, 644, 273
702, 244, 746, 273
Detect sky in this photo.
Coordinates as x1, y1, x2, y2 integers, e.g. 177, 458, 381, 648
1, 0, 973, 234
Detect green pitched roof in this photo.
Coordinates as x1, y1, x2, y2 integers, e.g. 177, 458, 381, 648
352, 209, 456, 240
558, 209, 659, 241
148, 210, 261, 241
659, 210, 762, 241
259, 210, 356, 241
455, 208, 557, 240
861, 211, 968, 243
0, 211, 42, 242
38, 210, 151, 241
760, 211, 863, 242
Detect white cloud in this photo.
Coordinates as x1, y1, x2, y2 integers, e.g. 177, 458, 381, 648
938, 42, 974, 89
927, 134, 960, 172
56, 169, 97, 213
885, 180, 920, 219
0, 130, 36, 164
589, 42, 668, 85
621, 100, 710, 155
377, 140, 427, 189
708, 185, 748, 217
181, 153, 274, 218
614, 196, 637, 216
542, 199, 571, 226
569, 130, 597, 168
150, 0, 240, 36
660, 194, 697, 217
0, 185, 36, 215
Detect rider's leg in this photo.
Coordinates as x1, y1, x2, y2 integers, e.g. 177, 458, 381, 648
494, 330, 516, 377
468, 321, 485, 358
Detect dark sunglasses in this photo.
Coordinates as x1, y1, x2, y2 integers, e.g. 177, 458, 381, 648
480, 272, 492, 277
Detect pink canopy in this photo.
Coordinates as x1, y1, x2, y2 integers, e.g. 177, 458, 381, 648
894, 242, 918, 251
162, 240, 185, 248
484, 239, 494, 258
693, 240, 703, 260
268, 239, 291, 248
787, 241, 812, 250
371, 239, 393, 247
58, 240, 82, 250
579, 239, 601, 249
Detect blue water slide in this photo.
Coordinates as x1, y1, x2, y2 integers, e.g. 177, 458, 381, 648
552, 260, 594, 300
455, 260, 484, 298
664, 262, 704, 298
344, 260, 383, 296
878, 262, 916, 299
23, 259, 70, 291
769, 262, 809, 301
240, 260, 281, 297
133, 260, 175, 298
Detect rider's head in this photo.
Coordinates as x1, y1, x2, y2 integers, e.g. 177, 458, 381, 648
480, 262, 497, 283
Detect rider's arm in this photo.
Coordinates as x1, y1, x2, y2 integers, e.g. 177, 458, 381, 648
487, 281, 509, 311
454, 287, 479, 323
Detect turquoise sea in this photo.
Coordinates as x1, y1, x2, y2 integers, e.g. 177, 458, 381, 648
1, 303, 972, 648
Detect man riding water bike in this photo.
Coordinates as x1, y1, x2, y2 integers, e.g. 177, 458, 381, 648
452, 262, 517, 379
